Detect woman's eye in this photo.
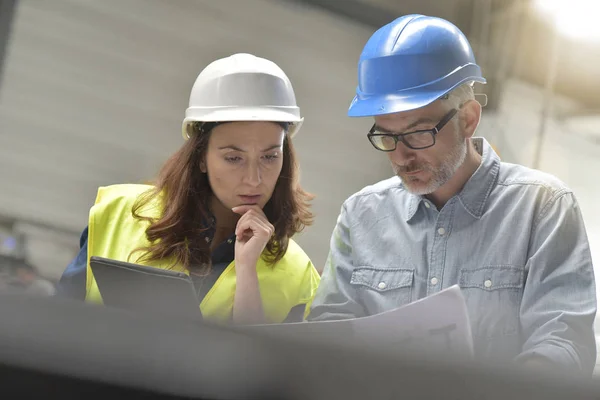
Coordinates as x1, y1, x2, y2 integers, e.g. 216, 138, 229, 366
263, 153, 280, 162
225, 156, 242, 163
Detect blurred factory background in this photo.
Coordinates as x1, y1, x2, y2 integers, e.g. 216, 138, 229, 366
0, 0, 599, 364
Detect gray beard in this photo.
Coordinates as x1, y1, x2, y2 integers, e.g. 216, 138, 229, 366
394, 139, 467, 195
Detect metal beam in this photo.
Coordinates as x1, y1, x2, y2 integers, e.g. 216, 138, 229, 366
0, 0, 17, 90
556, 109, 600, 120
0, 213, 81, 240
282, 0, 396, 29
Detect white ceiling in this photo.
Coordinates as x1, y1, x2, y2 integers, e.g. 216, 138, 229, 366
0, 0, 393, 276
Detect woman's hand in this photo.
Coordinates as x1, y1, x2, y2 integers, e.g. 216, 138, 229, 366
230, 205, 274, 325
232, 205, 274, 269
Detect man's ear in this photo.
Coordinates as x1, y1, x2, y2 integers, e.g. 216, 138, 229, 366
461, 99, 482, 139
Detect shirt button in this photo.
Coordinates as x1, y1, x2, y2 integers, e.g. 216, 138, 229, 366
377, 282, 387, 290
424, 202, 431, 209
484, 279, 492, 288
437, 227, 446, 236
204, 237, 211, 243
227, 238, 233, 244
430, 277, 438, 285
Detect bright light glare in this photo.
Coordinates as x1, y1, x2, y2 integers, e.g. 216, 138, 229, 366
533, 0, 600, 41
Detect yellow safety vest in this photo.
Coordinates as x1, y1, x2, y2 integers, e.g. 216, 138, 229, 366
85, 184, 321, 323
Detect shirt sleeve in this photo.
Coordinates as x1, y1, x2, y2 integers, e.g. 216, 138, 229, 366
308, 204, 367, 321
56, 227, 89, 301
515, 192, 597, 375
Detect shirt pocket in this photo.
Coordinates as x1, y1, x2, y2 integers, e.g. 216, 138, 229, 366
459, 266, 524, 341
350, 267, 414, 315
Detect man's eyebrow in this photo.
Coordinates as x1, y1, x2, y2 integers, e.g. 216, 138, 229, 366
375, 117, 436, 134
373, 124, 393, 133
405, 117, 436, 131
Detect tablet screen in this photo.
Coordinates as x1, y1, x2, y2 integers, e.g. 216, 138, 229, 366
89, 256, 202, 319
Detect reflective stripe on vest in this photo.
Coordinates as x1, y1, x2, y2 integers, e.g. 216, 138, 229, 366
85, 184, 320, 323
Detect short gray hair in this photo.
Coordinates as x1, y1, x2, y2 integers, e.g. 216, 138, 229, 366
443, 82, 475, 109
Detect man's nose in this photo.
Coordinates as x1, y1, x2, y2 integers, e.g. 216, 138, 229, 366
388, 142, 416, 166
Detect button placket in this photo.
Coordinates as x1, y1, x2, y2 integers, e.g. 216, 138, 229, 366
427, 200, 455, 296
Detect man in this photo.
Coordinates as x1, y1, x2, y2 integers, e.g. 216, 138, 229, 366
309, 14, 596, 374
14, 262, 56, 297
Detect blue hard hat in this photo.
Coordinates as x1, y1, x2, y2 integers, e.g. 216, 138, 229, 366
348, 14, 486, 117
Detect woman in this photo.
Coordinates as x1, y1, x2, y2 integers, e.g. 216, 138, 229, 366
58, 53, 320, 324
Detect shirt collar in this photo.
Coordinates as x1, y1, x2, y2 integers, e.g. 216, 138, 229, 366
403, 188, 421, 222
403, 137, 500, 221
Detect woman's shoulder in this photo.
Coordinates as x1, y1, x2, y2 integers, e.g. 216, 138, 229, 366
284, 238, 307, 257
276, 238, 315, 271
90, 184, 161, 220
94, 184, 156, 205
273, 239, 321, 297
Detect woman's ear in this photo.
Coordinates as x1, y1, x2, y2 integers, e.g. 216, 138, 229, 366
199, 160, 207, 173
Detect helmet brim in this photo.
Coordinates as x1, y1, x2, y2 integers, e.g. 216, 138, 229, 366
348, 66, 486, 117
182, 107, 303, 140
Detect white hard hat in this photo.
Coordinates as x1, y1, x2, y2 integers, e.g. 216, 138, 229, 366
182, 53, 303, 140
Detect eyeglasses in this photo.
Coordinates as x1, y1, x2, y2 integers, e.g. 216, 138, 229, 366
367, 108, 459, 152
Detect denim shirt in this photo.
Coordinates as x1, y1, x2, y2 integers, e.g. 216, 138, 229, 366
309, 138, 597, 374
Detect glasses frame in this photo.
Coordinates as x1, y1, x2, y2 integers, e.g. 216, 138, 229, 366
367, 107, 460, 152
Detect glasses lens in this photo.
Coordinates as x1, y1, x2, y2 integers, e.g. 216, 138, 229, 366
370, 135, 397, 151
403, 131, 434, 149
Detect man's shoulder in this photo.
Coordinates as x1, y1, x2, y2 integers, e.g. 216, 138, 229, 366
343, 176, 407, 209
497, 162, 572, 197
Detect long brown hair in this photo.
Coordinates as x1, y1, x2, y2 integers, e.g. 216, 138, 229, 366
129, 122, 314, 274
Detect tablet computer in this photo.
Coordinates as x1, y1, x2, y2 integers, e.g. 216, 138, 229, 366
89, 256, 202, 319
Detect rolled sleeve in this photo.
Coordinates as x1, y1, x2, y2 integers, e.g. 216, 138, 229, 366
516, 192, 597, 375
308, 204, 367, 321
